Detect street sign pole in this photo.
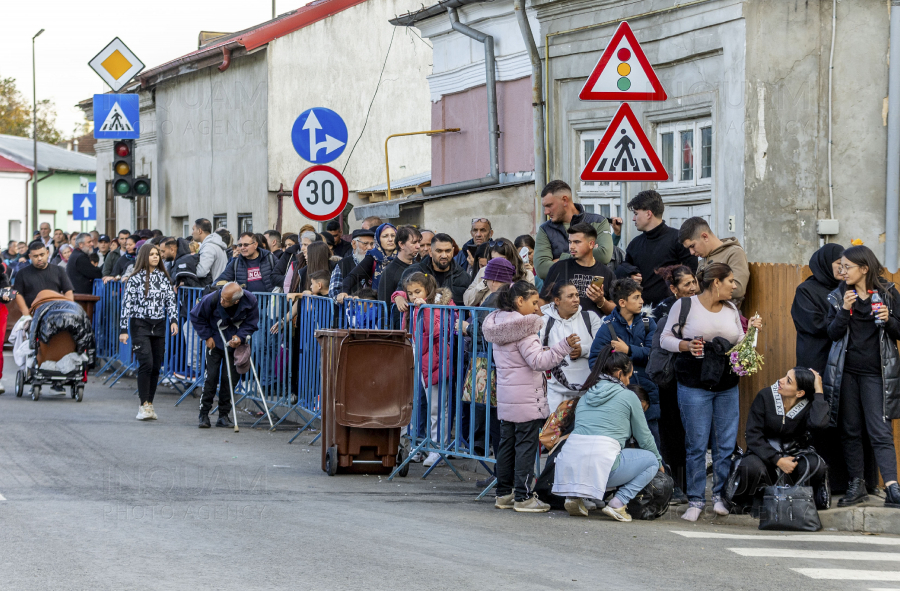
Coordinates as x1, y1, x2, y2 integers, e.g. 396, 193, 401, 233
620, 182, 627, 246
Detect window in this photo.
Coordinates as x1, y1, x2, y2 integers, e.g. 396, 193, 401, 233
213, 215, 227, 230
656, 119, 712, 188
237, 214, 253, 235
579, 130, 620, 195
581, 198, 620, 219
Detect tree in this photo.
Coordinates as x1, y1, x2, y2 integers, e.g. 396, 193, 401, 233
0, 75, 64, 144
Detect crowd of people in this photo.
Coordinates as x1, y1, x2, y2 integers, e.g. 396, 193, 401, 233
4, 179, 899, 522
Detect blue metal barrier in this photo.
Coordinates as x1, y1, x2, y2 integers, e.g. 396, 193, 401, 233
170, 287, 207, 405
387, 303, 498, 499
92, 279, 125, 376
284, 295, 334, 441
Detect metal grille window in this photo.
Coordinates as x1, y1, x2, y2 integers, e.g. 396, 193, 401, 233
238, 214, 253, 234
656, 119, 712, 189
213, 215, 227, 230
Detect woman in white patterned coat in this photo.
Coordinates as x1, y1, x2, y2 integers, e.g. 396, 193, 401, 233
120, 243, 178, 421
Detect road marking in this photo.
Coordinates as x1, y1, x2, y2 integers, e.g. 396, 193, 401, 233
672, 531, 900, 546
730, 548, 900, 561
0, 493, 5, 501
869, 588, 900, 590
793, 569, 900, 581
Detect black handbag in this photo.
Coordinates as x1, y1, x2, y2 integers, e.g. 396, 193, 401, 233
758, 455, 823, 532
722, 447, 745, 505
627, 470, 674, 520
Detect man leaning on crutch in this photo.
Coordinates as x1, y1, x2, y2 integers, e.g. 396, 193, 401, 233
189, 281, 260, 429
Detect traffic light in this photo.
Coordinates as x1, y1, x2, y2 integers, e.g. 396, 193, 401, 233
133, 176, 151, 197
113, 140, 134, 199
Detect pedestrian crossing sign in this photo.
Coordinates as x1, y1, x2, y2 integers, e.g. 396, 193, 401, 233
88, 37, 145, 92
93, 94, 140, 140
581, 102, 668, 181
579, 21, 667, 102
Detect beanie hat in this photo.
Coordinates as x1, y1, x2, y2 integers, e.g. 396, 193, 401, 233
483, 257, 515, 284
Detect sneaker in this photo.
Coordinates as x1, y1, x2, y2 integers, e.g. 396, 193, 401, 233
0, 383, 6, 394
410, 452, 425, 463
51, 383, 65, 393
147, 403, 158, 420
602, 504, 633, 522
885, 483, 900, 509
198, 413, 211, 428
216, 415, 233, 428
583, 499, 598, 511
423, 452, 441, 467
838, 477, 869, 507
514, 494, 550, 513
494, 492, 514, 509
565, 497, 589, 517
670, 486, 689, 505
136, 403, 152, 421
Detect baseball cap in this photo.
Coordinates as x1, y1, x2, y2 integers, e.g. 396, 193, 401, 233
98, 235, 111, 243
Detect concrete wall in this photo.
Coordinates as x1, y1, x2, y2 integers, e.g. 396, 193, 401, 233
744, 0, 889, 263
155, 50, 268, 234
421, 183, 537, 245
0, 172, 28, 241
268, 0, 433, 231
431, 77, 535, 185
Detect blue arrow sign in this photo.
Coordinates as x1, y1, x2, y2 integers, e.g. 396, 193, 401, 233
88, 182, 97, 193
93, 94, 140, 139
291, 108, 347, 164
73, 194, 96, 221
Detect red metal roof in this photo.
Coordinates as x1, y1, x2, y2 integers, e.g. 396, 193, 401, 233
0, 154, 32, 174
140, 0, 368, 83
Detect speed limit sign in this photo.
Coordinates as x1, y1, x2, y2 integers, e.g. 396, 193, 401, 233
292, 165, 349, 221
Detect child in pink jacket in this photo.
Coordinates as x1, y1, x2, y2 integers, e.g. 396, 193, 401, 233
483, 280, 579, 513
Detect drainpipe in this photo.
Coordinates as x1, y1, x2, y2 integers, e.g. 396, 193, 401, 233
218, 46, 232, 72
887, 0, 900, 271
513, 0, 545, 233
422, 8, 499, 196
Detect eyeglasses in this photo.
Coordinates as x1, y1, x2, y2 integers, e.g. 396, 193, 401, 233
838, 264, 859, 272
236, 242, 255, 248
471, 218, 489, 226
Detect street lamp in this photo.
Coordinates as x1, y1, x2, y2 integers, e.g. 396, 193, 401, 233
32, 28, 44, 236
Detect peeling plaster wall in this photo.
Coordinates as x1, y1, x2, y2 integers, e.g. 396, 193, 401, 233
743, 0, 890, 263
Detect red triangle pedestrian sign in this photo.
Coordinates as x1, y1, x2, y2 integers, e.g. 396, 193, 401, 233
581, 103, 668, 181
579, 21, 667, 101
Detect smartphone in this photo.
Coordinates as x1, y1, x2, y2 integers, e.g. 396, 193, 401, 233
591, 276, 605, 290
519, 246, 530, 261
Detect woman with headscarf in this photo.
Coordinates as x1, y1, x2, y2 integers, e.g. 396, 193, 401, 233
342, 223, 397, 293
791, 243, 844, 373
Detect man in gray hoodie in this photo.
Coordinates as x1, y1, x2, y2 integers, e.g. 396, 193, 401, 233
192, 218, 227, 284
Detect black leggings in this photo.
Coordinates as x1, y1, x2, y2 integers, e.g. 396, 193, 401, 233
131, 319, 167, 405
840, 372, 899, 483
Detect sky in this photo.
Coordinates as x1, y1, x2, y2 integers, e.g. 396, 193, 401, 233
1, 0, 283, 136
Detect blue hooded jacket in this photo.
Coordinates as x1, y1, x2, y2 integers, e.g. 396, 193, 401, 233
190, 289, 260, 350
589, 307, 660, 421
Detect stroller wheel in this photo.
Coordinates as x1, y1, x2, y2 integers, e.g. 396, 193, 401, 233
31, 386, 41, 401
15, 370, 23, 397
73, 386, 84, 402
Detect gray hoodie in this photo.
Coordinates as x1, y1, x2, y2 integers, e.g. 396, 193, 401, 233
197, 232, 227, 282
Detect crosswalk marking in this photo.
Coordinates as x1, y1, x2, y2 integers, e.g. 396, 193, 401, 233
730, 548, 900, 562
672, 531, 900, 546
0, 493, 5, 501
793, 569, 900, 581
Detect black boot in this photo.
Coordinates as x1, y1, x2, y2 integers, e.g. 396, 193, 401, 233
837, 477, 868, 507
198, 413, 210, 428
885, 483, 900, 509
216, 414, 233, 428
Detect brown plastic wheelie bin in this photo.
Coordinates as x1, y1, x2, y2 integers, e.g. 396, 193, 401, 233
316, 329, 414, 476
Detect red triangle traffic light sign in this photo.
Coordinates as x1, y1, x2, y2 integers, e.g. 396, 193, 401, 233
581, 103, 668, 182
579, 21, 667, 101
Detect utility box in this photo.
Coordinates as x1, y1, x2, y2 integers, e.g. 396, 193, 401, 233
817, 219, 840, 236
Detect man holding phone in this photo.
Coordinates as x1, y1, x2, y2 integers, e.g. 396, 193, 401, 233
544, 223, 615, 317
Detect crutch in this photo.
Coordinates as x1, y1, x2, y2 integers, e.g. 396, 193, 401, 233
217, 323, 240, 433
246, 339, 274, 429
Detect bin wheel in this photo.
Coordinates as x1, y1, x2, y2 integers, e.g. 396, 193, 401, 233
325, 446, 338, 476
397, 448, 410, 478
74, 386, 84, 402
31, 386, 41, 401
15, 370, 24, 397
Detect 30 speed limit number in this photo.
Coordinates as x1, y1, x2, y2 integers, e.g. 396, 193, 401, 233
292, 165, 349, 221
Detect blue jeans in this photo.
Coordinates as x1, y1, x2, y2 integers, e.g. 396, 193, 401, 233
607, 448, 660, 505
677, 383, 740, 502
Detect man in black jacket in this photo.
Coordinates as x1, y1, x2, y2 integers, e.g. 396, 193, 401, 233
395, 233, 470, 311
335, 229, 376, 301
377, 226, 420, 305
624, 190, 697, 307
67, 233, 103, 294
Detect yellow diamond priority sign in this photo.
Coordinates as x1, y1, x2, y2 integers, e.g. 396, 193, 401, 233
89, 38, 145, 92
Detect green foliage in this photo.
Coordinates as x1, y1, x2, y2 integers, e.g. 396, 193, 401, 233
0, 75, 65, 144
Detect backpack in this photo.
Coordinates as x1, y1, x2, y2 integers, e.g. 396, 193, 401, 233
627, 469, 674, 520
542, 311, 595, 347
646, 297, 692, 388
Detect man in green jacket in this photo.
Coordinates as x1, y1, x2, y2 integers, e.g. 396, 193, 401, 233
535, 180, 613, 280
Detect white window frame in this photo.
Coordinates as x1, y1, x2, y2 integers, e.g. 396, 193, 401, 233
578, 129, 620, 196
656, 118, 712, 189
580, 198, 620, 220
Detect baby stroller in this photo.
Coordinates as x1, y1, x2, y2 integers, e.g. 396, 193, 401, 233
12, 291, 95, 401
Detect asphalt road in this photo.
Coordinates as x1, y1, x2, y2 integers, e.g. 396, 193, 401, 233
2, 360, 900, 590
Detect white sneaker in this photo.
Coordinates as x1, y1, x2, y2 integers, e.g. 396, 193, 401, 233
0, 383, 6, 394
147, 403, 158, 420
136, 403, 152, 421
423, 452, 441, 467
410, 452, 425, 463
